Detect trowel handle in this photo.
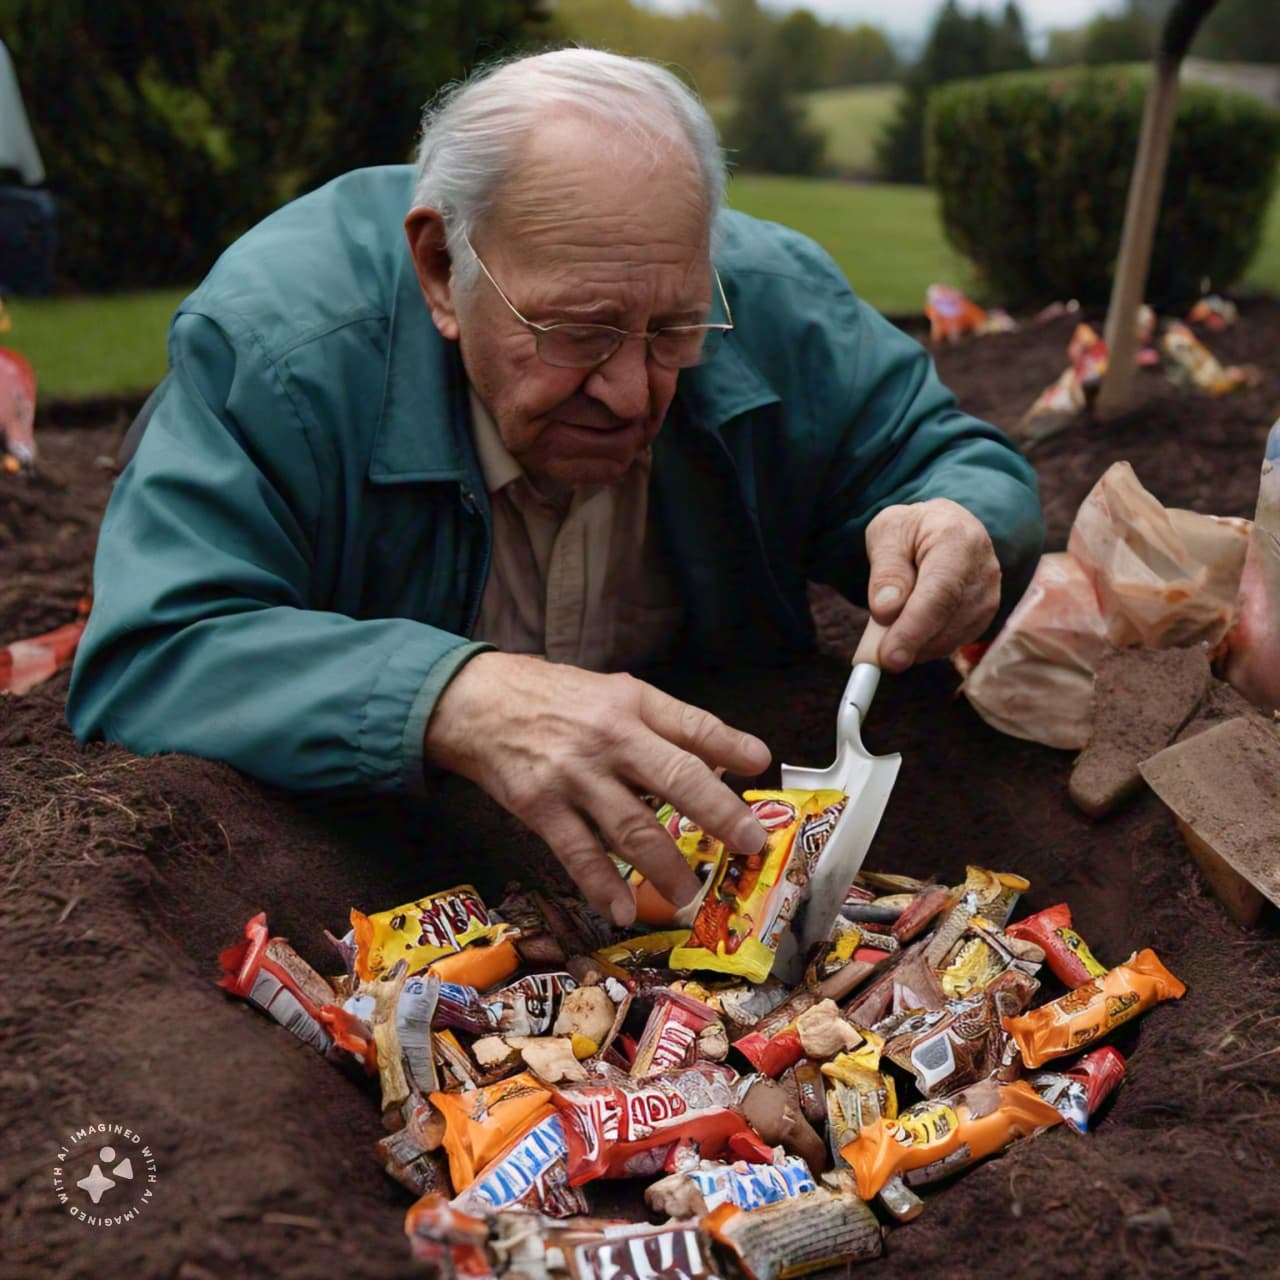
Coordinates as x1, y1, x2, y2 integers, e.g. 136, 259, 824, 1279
852, 616, 888, 668
839, 617, 887, 742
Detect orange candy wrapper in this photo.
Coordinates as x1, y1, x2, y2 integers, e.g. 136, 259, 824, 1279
670, 790, 847, 984
350, 885, 517, 982
428, 1073, 555, 1192
842, 1079, 1063, 1200
1002, 948, 1186, 1069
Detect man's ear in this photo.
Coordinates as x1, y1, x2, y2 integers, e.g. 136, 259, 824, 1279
405, 207, 460, 341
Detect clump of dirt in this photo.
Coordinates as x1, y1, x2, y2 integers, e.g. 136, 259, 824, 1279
1068, 646, 1213, 818
2, 306, 1277, 1279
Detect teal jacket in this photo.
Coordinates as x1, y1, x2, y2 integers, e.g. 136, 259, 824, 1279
67, 166, 1042, 794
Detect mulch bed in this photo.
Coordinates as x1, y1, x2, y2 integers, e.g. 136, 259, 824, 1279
2, 303, 1277, 1280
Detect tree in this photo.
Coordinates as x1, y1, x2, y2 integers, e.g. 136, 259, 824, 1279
1194, 0, 1280, 62
723, 21, 826, 175
0, 0, 550, 289
875, 0, 1031, 184
1079, 10, 1158, 63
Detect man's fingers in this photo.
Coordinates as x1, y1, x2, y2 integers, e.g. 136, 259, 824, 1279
636, 682, 771, 778
589, 781, 703, 910
879, 560, 967, 670
864, 509, 919, 625
534, 807, 637, 926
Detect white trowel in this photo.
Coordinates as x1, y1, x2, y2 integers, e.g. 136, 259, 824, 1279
775, 618, 903, 983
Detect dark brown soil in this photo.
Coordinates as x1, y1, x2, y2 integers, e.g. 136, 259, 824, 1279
3, 305, 1278, 1280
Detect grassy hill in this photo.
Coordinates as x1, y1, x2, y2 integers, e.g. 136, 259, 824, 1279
710, 82, 898, 179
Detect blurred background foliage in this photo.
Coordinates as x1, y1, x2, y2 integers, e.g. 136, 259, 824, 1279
1, 0, 1277, 299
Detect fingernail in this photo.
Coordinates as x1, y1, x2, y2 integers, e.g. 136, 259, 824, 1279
734, 817, 766, 853
888, 647, 910, 668
610, 895, 636, 927
873, 585, 901, 609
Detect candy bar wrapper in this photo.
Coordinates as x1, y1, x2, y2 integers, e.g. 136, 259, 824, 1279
1068, 322, 1108, 391
1027, 1070, 1090, 1134
936, 920, 1041, 1000
925, 283, 988, 344
350, 885, 517, 982
648, 1154, 817, 1218
822, 1044, 897, 1164
1020, 366, 1084, 433
1160, 321, 1257, 395
595, 930, 692, 974
429, 937, 521, 991
611, 802, 728, 928
670, 790, 846, 984
925, 868, 1030, 966
630, 990, 722, 1078
787, 1060, 828, 1128
378, 1107, 452, 1196
1030, 1042, 1127, 1135
434, 1028, 480, 1091
884, 996, 997, 1099
451, 1111, 589, 1219
881, 968, 1038, 1100
1002, 948, 1185, 1069
496, 882, 618, 961
429, 1072, 555, 1191
1006, 902, 1107, 990
842, 1079, 1063, 1200
403, 1193, 493, 1273
891, 886, 955, 943
565, 1221, 720, 1280
703, 1186, 882, 1279
218, 913, 340, 1056
668, 978, 791, 1032
438, 972, 580, 1039
1187, 294, 1237, 331
552, 1061, 769, 1184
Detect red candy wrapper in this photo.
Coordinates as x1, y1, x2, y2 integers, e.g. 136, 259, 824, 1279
630, 990, 721, 1078
218, 912, 339, 1055
552, 1062, 771, 1184
1006, 902, 1107, 990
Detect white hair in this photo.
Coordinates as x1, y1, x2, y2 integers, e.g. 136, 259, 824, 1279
411, 47, 726, 287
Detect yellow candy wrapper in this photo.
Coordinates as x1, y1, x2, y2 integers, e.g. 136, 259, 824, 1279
351, 885, 516, 982
670, 789, 847, 984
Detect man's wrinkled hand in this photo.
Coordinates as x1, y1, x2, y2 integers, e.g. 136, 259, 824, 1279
863, 498, 1001, 671
423, 653, 772, 926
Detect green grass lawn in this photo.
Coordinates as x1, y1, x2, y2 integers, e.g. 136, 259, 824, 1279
5, 287, 188, 400
6, 175, 1280, 400
726, 175, 971, 313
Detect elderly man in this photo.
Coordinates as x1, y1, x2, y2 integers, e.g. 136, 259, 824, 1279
67, 49, 1042, 925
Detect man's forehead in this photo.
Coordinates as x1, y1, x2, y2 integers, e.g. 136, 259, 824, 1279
489, 112, 709, 259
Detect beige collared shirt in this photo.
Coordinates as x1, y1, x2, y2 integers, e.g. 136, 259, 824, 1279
469, 392, 682, 670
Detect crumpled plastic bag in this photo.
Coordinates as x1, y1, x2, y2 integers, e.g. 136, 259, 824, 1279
958, 462, 1251, 749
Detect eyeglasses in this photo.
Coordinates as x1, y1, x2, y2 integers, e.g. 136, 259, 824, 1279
461, 233, 733, 370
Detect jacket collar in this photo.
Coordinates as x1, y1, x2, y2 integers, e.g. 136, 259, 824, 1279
368, 245, 780, 483
368, 243, 473, 484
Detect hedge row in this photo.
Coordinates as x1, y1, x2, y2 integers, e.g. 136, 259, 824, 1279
927, 66, 1280, 306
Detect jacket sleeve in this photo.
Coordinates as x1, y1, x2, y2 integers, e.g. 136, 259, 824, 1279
66, 312, 490, 793
799, 275, 1043, 624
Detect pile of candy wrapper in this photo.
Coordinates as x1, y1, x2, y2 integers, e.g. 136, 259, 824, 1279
218, 787, 1186, 1279
923, 283, 1258, 445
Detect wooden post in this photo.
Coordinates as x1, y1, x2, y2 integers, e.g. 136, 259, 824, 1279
1097, 0, 1221, 416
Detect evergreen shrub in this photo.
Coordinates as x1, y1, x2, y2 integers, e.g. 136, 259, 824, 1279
928, 66, 1280, 306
